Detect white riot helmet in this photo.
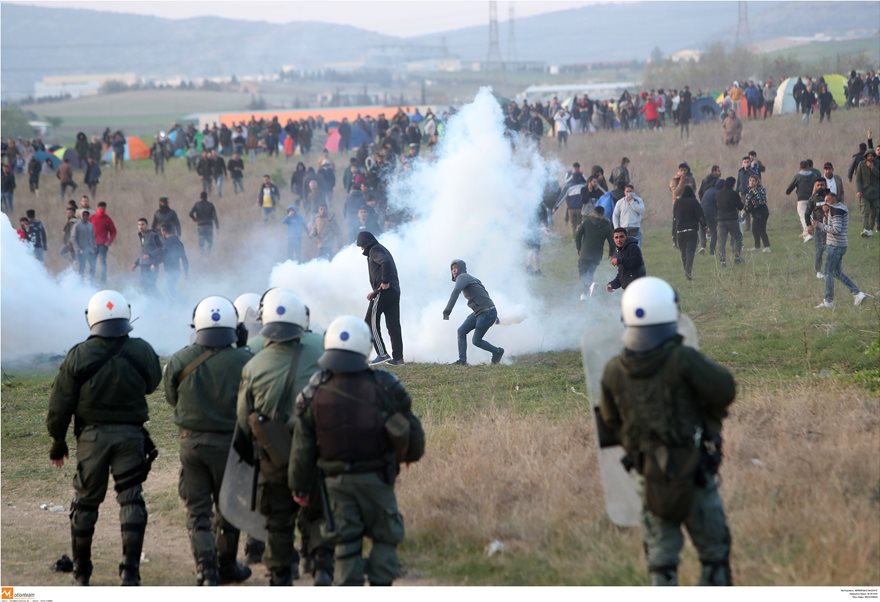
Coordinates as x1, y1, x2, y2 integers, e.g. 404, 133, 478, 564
620, 276, 680, 352
85, 290, 132, 337
259, 287, 308, 342
192, 295, 238, 347
319, 315, 372, 373
233, 293, 261, 325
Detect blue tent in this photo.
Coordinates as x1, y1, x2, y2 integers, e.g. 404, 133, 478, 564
691, 97, 720, 124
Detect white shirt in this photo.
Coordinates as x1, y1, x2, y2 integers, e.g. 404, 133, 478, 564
825, 176, 837, 196
613, 194, 645, 228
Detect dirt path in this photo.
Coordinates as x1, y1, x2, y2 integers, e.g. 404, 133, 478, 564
1, 466, 431, 587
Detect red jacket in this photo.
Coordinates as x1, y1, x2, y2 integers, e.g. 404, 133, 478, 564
90, 208, 117, 245
640, 99, 658, 121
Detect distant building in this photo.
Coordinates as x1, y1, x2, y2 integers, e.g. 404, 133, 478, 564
34, 72, 138, 99
671, 49, 702, 62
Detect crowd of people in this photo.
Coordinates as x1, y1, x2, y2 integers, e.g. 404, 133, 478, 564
559, 130, 878, 308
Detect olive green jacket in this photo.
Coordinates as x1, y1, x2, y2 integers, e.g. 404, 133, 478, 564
47, 335, 162, 442
289, 368, 425, 496
235, 332, 323, 440
599, 336, 735, 455
164, 343, 253, 433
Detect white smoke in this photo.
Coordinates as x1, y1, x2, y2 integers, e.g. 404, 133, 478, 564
270, 87, 601, 363
1, 88, 616, 366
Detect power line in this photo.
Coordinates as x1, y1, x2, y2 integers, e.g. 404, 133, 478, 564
486, 1, 503, 70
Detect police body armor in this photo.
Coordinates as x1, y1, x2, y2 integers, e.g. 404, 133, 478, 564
312, 373, 390, 471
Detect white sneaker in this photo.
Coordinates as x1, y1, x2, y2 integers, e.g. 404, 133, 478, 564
854, 292, 870, 306
589, 282, 596, 297
816, 272, 825, 279
867, 230, 875, 237
579, 293, 587, 302
762, 247, 771, 253
803, 234, 813, 243
815, 300, 834, 309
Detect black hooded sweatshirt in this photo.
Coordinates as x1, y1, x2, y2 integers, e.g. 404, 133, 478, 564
608, 238, 646, 290
356, 231, 399, 292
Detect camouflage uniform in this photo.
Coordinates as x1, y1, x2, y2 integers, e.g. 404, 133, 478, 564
235, 331, 330, 585
164, 343, 253, 584
290, 368, 425, 586
599, 335, 736, 586
47, 335, 162, 585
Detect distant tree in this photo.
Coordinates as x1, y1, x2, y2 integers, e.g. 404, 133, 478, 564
99, 79, 129, 94
248, 95, 266, 110
46, 116, 63, 130
0, 104, 36, 138
230, 74, 239, 85
650, 46, 664, 64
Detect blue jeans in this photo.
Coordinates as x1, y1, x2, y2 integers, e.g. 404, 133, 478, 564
232, 176, 244, 194
1, 191, 13, 213
197, 225, 213, 254
215, 175, 224, 197
77, 251, 96, 282
824, 245, 859, 302
457, 307, 500, 362
95, 244, 108, 282
262, 207, 275, 222
813, 230, 826, 273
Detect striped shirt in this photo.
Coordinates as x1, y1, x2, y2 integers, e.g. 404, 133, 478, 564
819, 202, 848, 247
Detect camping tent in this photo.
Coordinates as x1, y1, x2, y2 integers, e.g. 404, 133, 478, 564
323, 125, 372, 153
100, 136, 151, 162
773, 78, 798, 114
691, 97, 720, 124
774, 75, 847, 115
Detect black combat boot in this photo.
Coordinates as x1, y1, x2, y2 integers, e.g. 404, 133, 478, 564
196, 561, 220, 586
244, 538, 265, 565
312, 548, 333, 586
216, 523, 252, 584
269, 568, 293, 586
71, 527, 93, 586
218, 561, 251, 584
119, 525, 145, 586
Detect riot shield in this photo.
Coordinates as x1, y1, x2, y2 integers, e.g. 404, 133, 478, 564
218, 426, 267, 541
581, 315, 699, 527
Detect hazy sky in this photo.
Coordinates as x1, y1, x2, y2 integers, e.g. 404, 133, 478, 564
11, 0, 605, 36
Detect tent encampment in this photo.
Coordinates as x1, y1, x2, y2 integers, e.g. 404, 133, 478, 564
100, 136, 151, 162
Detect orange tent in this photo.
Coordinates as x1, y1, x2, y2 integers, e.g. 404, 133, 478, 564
126, 136, 150, 160
217, 106, 429, 128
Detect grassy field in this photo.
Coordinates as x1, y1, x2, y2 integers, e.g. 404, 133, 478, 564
1, 105, 878, 587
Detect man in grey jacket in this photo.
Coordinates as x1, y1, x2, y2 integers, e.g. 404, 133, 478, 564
73, 209, 97, 283
443, 259, 504, 366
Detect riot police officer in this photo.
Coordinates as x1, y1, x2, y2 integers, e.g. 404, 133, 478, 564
47, 290, 162, 586
290, 315, 425, 586
235, 287, 332, 586
598, 277, 736, 586
164, 296, 254, 585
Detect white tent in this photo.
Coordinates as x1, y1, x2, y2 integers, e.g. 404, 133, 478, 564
774, 77, 799, 114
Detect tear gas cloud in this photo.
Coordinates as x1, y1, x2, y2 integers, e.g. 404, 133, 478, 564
1, 88, 618, 365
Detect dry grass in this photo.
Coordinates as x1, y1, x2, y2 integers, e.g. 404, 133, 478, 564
398, 381, 879, 585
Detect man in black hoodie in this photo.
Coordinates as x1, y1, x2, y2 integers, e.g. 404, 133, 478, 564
673, 186, 706, 280
356, 231, 403, 365
443, 259, 504, 365
716, 177, 744, 266
606, 228, 646, 292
